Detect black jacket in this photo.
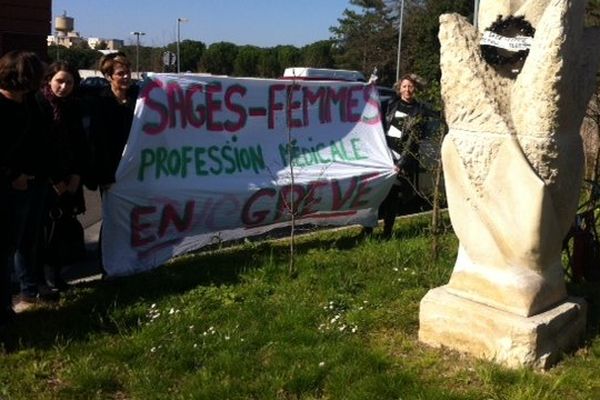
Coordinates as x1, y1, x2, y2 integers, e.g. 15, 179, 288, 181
88, 85, 139, 186
33, 90, 90, 185
384, 98, 427, 175
0, 92, 41, 185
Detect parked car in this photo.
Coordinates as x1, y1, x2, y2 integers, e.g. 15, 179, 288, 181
79, 76, 109, 95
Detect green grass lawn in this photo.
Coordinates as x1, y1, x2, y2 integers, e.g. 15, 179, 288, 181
1, 215, 600, 399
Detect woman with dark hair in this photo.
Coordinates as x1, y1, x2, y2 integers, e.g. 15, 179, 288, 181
34, 61, 89, 290
0, 50, 44, 321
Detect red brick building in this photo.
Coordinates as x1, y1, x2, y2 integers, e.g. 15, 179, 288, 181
0, 0, 51, 59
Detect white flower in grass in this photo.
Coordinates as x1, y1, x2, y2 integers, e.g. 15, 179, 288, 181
393, 267, 399, 272
339, 324, 347, 332
351, 326, 358, 333
193, 343, 198, 348
151, 303, 156, 309
318, 361, 325, 367
150, 347, 156, 353
189, 325, 194, 330
169, 308, 175, 315
225, 335, 230, 341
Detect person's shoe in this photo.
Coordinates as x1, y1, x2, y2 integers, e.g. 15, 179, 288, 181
12, 294, 38, 314
38, 286, 60, 302
48, 277, 71, 293
359, 227, 374, 238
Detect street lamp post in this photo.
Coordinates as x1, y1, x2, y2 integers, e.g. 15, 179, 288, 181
130, 31, 145, 79
395, 0, 405, 82
473, 0, 480, 29
176, 17, 188, 74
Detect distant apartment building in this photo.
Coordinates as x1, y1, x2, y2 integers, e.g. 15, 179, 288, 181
0, 0, 51, 58
47, 13, 123, 50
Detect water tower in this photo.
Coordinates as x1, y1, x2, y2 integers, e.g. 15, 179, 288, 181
54, 11, 73, 46
55, 11, 74, 35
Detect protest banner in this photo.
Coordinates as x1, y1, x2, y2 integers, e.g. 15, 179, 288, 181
102, 74, 397, 276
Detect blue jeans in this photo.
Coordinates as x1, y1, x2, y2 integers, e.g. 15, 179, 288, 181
9, 180, 48, 298
0, 184, 12, 320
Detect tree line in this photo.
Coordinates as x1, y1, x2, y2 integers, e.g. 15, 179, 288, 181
48, 0, 600, 92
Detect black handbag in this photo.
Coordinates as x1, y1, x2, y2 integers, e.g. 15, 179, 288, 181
44, 191, 86, 267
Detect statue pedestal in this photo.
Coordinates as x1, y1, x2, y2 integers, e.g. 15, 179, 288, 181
418, 286, 586, 369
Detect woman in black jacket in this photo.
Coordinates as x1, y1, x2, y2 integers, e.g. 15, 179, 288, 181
87, 53, 139, 272
0, 51, 44, 320
379, 74, 427, 238
34, 61, 89, 290
88, 52, 139, 190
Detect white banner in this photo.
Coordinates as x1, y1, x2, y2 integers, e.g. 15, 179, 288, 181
102, 74, 396, 276
481, 31, 532, 52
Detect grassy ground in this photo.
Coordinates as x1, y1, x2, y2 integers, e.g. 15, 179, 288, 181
1, 215, 600, 399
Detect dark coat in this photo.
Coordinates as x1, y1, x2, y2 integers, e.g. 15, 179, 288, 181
33, 90, 90, 184
87, 85, 139, 187
384, 98, 427, 177
0, 92, 37, 185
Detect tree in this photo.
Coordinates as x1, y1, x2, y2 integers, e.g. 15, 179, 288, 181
275, 45, 301, 71
165, 40, 206, 72
330, 0, 398, 85
233, 45, 261, 77
48, 46, 102, 70
257, 48, 280, 78
200, 42, 238, 75
300, 40, 335, 68
587, 0, 600, 25
400, 0, 472, 86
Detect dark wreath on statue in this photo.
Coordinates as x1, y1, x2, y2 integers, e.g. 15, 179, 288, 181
480, 15, 535, 69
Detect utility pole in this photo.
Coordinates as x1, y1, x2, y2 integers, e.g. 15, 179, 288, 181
395, 0, 405, 82
130, 31, 145, 78
177, 17, 188, 74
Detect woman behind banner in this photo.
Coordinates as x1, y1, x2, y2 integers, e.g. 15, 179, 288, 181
87, 52, 139, 271
379, 74, 428, 238
88, 52, 139, 190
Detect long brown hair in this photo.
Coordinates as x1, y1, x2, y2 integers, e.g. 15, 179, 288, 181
0, 50, 44, 92
43, 61, 81, 90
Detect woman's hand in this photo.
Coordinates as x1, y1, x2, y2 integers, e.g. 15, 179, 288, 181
66, 174, 81, 194
53, 181, 67, 195
11, 174, 30, 191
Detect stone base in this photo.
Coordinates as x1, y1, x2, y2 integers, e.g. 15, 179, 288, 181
418, 286, 587, 369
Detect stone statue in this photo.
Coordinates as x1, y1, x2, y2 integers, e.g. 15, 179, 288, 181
419, 0, 600, 368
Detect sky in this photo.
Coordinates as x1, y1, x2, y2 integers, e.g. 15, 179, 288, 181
51, 0, 354, 48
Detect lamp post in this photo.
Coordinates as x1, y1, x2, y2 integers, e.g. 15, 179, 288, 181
474, 0, 480, 29
395, 0, 405, 82
176, 17, 188, 74
130, 31, 145, 79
